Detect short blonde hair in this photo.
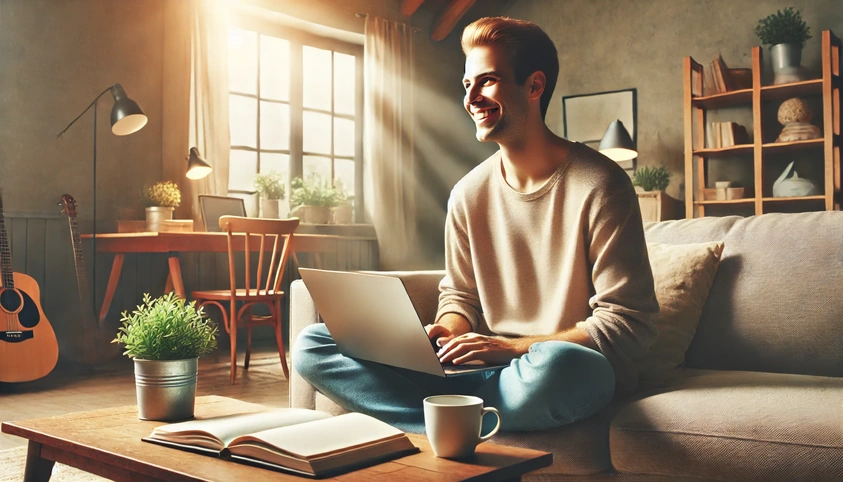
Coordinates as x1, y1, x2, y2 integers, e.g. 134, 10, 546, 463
461, 17, 558, 119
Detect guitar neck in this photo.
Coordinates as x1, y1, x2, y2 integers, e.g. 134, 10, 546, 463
0, 200, 14, 289
66, 214, 97, 321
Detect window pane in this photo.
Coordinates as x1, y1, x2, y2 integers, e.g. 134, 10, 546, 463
334, 53, 355, 115
260, 101, 290, 150
260, 35, 289, 101
229, 95, 257, 147
303, 111, 332, 154
228, 149, 258, 192
229, 27, 257, 95
334, 158, 355, 199
334, 117, 354, 157
303, 155, 332, 184
303, 46, 332, 111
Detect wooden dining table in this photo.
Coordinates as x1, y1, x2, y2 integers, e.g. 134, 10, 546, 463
81, 231, 376, 322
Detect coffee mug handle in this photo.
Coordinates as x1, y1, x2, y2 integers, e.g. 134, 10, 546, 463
478, 407, 501, 442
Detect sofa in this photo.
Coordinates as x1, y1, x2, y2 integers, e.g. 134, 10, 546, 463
289, 211, 843, 481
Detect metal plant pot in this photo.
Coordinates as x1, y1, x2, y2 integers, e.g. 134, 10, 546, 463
134, 358, 198, 421
770, 43, 803, 85
145, 206, 175, 232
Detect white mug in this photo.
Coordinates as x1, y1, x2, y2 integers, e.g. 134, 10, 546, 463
423, 395, 501, 458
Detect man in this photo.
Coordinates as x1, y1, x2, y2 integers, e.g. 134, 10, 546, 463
293, 17, 658, 433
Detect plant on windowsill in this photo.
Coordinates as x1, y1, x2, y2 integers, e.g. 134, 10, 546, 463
290, 175, 339, 224
254, 171, 287, 218
112, 292, 217, 421
632, 165, 671, 192
754, 7, 812, 84
142, 180, 181, 231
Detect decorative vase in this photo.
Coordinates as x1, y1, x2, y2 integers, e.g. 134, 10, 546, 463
260, 198, 280, 218
332, 202, 353, 224
303, 205, 331, 224
770, 43, 803, 85
145, 206, 174, 232
134, 358, 198, 421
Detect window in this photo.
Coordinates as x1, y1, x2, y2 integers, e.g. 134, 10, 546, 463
227, 19, 363, 219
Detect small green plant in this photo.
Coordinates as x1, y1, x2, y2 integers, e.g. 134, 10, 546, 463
112, 292, 217, 360
290, 175, 339, 208
755, 7, 812, 48
254, 171, 286, 200
142, 181, 181, 208
632, 165, 671, 192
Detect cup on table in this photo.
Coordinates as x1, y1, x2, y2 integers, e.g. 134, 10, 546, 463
423, 395, 501, 458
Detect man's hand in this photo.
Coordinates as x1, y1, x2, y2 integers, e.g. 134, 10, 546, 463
437, 333, 528, 366
425, 313, 472, 348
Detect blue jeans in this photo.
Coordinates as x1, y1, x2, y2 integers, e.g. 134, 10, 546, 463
292, 324, 615, 434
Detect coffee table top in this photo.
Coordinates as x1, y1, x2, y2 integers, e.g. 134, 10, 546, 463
2, 395, 552, 481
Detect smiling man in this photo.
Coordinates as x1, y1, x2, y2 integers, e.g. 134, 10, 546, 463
293, 17, 658, 433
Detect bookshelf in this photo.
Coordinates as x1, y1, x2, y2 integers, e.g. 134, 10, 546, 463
683, 30, 841, 218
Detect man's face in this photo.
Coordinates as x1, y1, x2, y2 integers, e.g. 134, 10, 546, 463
463, 45, 529, 143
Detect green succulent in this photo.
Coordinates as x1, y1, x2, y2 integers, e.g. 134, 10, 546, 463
112, 292, 217, 360
755, 7, 812, 48
142, 181, 181, 208
632, 165, 671, 192
254, 171, 286, 200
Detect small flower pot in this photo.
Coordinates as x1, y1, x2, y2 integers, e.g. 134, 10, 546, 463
145, 206, 175, 232
134, 358, 198, 421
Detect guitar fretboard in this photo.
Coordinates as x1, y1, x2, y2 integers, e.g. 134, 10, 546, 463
66, 208, 96, 322
0, 199, 15, 290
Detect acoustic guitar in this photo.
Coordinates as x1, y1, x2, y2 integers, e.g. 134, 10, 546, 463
0, 192, 59, 382
59, 194, 120, 364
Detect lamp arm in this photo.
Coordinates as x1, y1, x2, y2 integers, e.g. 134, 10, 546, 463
56, 85, 116, 138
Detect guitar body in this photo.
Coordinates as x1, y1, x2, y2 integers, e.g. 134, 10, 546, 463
0, 272, 59, 382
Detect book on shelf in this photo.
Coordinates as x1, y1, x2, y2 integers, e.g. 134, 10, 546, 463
708, 121, 749, 148
143, 408, 419, 477
709, 55, 735, 93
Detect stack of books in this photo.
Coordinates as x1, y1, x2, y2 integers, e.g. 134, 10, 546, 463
704, 55, 752, 95
707, 121, 750, 148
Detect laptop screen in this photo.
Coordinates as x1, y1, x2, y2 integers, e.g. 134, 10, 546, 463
198, 195, 246, 232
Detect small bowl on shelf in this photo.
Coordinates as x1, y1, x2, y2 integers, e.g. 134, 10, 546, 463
726, 187, 745, 200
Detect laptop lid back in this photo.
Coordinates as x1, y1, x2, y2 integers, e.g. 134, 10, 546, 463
199, 195, 246, 232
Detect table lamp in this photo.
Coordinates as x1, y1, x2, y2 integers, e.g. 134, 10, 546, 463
186, 147, 213, 180
598, 119, 637, 162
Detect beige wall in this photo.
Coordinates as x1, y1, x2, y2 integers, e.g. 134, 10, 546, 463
504, 0, 843, 202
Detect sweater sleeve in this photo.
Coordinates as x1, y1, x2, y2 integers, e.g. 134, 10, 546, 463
435, 189, 483, 332
575, 179, 660, 393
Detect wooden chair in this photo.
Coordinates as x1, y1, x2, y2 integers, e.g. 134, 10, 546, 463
191, 215, 299, 384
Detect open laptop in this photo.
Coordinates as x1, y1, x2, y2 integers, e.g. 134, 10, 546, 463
198, 195, 247, 232
298, 268, 508, 377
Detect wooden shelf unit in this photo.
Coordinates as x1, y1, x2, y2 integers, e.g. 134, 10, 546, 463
684, 30, 841, 218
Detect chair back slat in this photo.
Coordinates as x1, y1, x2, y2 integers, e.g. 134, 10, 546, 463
219, 216, 300, 299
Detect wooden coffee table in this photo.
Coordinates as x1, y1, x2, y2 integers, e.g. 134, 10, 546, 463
2, 395, 552, 481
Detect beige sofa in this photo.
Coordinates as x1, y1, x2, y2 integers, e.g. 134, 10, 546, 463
289, 212, 843, 481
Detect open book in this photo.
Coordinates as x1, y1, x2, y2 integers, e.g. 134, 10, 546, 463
143, 408, 418, 477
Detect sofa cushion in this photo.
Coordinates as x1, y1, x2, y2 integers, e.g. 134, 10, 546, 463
644, 212, 843, 377
636, 242, 724, 387
610, 369, 843, 481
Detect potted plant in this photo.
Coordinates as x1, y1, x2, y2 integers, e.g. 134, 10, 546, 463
290, 175, 339, 224
331, 179, 354, 224
632, 165, 671, 192
754, 7, 812, 84
112, 292, 217, 421
254, 171, 287, 218
142, 180, 181, 231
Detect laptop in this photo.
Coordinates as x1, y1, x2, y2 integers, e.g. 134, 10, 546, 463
298, 268, 508, 377
198, 195, 247, 232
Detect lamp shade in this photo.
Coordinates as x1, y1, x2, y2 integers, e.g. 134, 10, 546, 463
186, 147, 213, 180
598, 120, 637, 162
110, 83, 148, 136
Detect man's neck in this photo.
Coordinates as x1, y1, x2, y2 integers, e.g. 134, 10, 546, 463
499, 125, 573, 193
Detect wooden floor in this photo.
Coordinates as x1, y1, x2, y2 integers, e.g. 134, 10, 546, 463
0, 341, 289, 450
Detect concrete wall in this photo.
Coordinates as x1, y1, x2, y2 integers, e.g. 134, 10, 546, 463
504, 0, 843, 202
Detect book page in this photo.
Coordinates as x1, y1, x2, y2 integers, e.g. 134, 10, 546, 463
149, 408, 332, 450
229, 412, 407, 459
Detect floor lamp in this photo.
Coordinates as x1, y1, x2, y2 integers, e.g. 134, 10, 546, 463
57, 83, 148, 317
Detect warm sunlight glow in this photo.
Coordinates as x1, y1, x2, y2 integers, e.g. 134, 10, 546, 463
303, 46, 332, 111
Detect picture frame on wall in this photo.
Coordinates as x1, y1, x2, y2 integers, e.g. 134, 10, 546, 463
561, 88, 637, 168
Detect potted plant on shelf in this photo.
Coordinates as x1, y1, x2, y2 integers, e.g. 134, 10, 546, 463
112, 292, 217, 421
632, 165, 671, 192
331, 179, 354, 224
290, 175, 339, 224
142, 180, 181, 231
254, 171, 287, 218
754, 6, 812, 84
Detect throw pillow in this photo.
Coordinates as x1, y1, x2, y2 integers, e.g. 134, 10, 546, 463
636, 241, 725, 388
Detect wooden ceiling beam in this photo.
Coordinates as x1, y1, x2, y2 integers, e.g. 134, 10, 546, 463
431, 0, 476, 42
400, 0, 426, 17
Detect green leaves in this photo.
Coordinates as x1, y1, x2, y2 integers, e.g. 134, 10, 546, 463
290, 175, 341, 208
112, 292, 217, 360
755, 7, 812, 48
632, 166, 671, 192
254, 171, 286, 200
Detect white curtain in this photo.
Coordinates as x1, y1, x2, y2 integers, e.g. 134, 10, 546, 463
162, 0, 230, 224
363, 16, 417, 270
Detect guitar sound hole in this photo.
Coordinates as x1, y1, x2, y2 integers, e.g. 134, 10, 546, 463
0, 288, 23, 313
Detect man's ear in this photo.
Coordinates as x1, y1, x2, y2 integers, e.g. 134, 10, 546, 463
526, 71, 546, 101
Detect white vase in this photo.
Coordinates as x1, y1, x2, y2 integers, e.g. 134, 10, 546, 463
145, 206, 174, 232
332, 202, 353, 224
303, 205, 331, 224
260, 198, 280, 218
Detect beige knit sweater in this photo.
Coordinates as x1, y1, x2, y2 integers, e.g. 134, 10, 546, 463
436, 143, 659, 392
